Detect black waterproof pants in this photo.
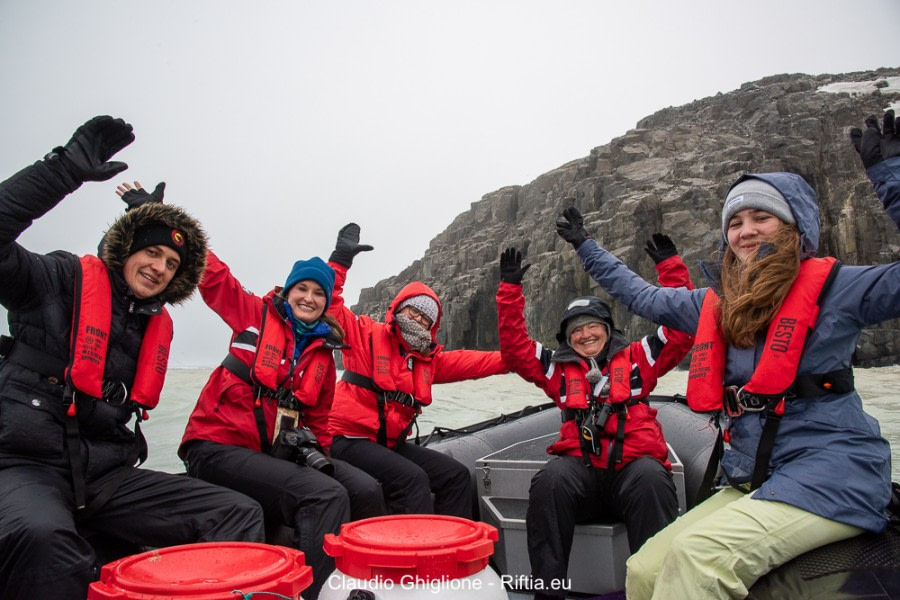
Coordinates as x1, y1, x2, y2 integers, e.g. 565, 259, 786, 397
182, 440, 385, 600
527, 456, 677, 600
0, 462, 265, 600
331, 436, 474, 519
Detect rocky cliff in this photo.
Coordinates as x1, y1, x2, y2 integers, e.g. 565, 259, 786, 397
354, 68, 900, 367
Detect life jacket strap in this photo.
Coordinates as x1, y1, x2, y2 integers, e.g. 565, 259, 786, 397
341, 368, 379, 392
341, 369, 420, 446
1, 334, 67, 382
221, 354, 299, 407
725, 367, 854, 418
2, 335, 130, 404
62, 386, 87, 510
751, 400, 786, 491
696, 415, 726, 504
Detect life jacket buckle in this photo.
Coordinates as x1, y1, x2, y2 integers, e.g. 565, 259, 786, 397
736, 387, 773, 413
723, 386, 743, 417
101, 380, 129, 406
385, 390, 417, 408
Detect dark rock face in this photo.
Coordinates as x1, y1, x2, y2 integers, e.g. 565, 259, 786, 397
354, 68, 900, 367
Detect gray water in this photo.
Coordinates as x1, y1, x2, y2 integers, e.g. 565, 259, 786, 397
142, 366, 900, 479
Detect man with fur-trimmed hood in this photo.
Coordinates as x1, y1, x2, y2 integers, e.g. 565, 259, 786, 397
0, 116, 265, 600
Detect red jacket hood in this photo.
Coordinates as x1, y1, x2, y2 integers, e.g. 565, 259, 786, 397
386, 281, 442, 343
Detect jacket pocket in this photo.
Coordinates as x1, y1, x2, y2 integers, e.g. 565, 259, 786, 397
0, 383, 66, 458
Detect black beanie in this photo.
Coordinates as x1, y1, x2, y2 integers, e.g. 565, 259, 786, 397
130, 222, 188, 263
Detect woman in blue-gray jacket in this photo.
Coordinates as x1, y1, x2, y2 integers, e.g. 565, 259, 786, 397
555, 110, 900, 599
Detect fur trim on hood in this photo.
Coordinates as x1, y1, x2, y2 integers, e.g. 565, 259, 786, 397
101, 203, 208, 305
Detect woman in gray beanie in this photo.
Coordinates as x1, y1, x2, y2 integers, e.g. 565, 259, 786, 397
556, 110, 900, 599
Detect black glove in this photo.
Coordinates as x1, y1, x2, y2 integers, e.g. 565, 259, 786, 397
499, 247, 531, 285
850, 109, 900, 169
555, 205, 590, 249
644, 233, 678, 264
54, 116, 135, 183
329, 223, 374, 268
121, 182, 165, 211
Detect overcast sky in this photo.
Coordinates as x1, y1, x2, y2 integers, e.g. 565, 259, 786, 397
2, 1, 898, 367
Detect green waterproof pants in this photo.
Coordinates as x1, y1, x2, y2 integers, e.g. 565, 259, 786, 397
625, 487, 864, 599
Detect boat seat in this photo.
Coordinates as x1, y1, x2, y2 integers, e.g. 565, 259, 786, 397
475, 433, 686, 594
481, 495, 628, 594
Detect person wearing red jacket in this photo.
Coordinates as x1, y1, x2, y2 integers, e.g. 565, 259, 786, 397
179, 250, 385, 600
326, 223, 510, 519
495, 235, 694, 600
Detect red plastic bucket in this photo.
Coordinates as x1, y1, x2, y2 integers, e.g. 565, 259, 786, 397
324, 514, 497, 581
87, 542, 313, 599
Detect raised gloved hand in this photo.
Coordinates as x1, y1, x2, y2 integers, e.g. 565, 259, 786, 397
117, 181, 165, 211
644, 233, 678, 264
54, 116, 135, 182
329, 223, 374, 268
850, 109, 900, 169
499, 247, 531, 285
555, 204, 590, 249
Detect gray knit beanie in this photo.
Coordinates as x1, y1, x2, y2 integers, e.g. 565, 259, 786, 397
564, 314, 608, 342
722, 178, 795, 238
397, 295, 439, 327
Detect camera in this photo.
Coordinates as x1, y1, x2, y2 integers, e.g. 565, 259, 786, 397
271, 427, 334, 475
580, 403, 614, 456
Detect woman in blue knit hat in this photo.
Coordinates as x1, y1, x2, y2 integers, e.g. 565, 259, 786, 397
179, 249, 386, 600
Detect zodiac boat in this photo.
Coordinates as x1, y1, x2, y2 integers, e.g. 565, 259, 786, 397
422, 395, 900, 599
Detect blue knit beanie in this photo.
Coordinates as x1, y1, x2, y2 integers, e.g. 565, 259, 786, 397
283, 257, 335, 309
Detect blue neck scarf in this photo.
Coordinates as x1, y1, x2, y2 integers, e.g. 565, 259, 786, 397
284, 300, 332, 359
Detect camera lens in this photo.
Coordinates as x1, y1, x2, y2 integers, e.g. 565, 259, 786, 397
298, 447, 334, 475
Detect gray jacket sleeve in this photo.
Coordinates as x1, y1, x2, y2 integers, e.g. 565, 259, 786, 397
866, 156, 900, 229
575, 240, 706, 334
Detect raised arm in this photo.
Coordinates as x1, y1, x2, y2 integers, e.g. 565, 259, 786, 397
557, 205, 705, 334
495, 247, 559, 396
326, 222, 373, 332
640, 233, 695, 378
850, 109, 900, 228
198, 250, 263, 331
0, 116, 134, 309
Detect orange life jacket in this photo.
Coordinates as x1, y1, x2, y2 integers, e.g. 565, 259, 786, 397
686, 257, 839, 411
560, 350, 633, 408
66, 255, 172, 409
249, 302, 293, 393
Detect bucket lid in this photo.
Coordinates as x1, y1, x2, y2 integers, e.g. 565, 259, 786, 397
323, 515, 498, 582
87, 542, 313, 600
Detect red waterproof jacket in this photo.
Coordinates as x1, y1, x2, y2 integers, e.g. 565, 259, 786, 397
496, 255, 695, 470
180, 251, 338, 455
327, 262, 509, 448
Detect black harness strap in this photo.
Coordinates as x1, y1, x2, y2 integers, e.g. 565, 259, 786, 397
222, 354, 274, 453
62, 389, 87, 510
695, 417, 725, 504
0, 334, 67, 380
341, 369, 391, 446
341, 369, 421, 447
751, 402, 785, 491
340, 369, 379, 392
